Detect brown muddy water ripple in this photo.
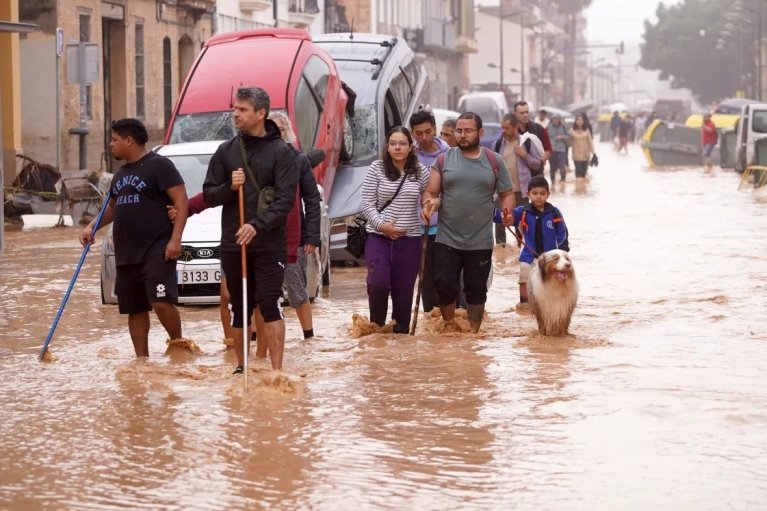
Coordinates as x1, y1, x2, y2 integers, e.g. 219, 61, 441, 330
1, 144, 766, 510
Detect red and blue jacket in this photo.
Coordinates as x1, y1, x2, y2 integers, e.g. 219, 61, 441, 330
510, 202, 569, 264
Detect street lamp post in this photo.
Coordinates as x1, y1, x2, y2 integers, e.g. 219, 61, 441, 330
497, 6, 526, 100
499, 1, 504, 91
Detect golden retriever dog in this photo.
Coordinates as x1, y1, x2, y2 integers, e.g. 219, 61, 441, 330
528, 250, 578, 336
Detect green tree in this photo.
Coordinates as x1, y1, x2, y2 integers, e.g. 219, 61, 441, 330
640, 0, 752, 102
551, 0, 594, 104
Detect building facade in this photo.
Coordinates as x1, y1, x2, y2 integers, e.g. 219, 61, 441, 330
16, 0, 214, 174
215, 0, 323, 34
468, 0, 571, 108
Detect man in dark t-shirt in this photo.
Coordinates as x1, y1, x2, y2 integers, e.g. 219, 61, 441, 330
80, 118, 188, 357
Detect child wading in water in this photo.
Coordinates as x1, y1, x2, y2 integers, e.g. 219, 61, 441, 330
501, 176, 570, 310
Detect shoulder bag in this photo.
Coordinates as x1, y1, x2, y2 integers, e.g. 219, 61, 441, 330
345, 171, 408, 259
239, 136, 276, 216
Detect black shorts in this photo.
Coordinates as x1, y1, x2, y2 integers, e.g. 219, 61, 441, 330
433, 243, 493, 306
115, 256, 178, 314
221, 250, 286, 326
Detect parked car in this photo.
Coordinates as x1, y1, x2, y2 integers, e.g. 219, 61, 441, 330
100, 142, 328, 305
715, 97, 760, 115
164, 28, 351, 283
734, 102, 767, 173
480, 122, 502, 149
314, 32, 429, 263
432, 107, 460, 129
457, 91, 509, 124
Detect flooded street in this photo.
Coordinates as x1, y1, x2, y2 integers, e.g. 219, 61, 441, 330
2, 143, 767, 510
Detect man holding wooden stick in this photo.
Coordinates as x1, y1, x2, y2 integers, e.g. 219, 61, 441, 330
203, 87, 297, 374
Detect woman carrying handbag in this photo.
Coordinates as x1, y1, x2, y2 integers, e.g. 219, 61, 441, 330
360, 127, 429, 333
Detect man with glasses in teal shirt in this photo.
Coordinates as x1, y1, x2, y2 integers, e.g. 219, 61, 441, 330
422, 112, 515, 332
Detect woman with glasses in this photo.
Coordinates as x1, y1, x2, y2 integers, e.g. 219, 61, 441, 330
360, 127, 430, 333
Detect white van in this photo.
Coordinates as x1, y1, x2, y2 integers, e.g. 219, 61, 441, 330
457, 91, 510, 124
734, 103, 767, 172
432, 107, 460, 129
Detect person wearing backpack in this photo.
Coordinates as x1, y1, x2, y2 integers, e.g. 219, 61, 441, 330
547, 115, 569, 185
422, 112, 515, 333
493, 112, 542, 247
505, 176, 570, 310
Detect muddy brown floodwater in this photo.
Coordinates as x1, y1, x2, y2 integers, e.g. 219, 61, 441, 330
2, 144, 767, 510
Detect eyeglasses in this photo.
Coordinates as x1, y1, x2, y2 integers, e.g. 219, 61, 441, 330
388, 141, 411, 147
454, 128, 478, 135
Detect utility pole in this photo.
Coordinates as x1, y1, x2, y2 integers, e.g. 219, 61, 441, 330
499, 1, 504, 91
759, 0, 763, 101
521, 20, 525, 100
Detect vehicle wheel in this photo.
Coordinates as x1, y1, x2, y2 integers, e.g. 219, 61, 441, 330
340, 110, 354, 161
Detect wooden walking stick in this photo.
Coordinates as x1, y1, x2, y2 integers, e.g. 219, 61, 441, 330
410, 233, 429, 335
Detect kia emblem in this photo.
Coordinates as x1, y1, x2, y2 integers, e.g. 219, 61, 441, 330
196, 248, 214, 258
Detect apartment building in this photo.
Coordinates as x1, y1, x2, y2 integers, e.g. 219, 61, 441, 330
216, 0, 323, 34
12, 0, 213, 174
469, 0, 571, 107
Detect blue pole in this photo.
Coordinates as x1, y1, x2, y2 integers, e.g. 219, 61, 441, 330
39, 196, 111, 361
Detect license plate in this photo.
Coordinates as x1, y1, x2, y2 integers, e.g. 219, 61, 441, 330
178, 268, 221, 284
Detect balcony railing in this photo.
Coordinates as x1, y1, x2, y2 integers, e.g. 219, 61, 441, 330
178, 0, 215, 11
240, 0, 271, 13
423, 16, 455, 52
287, 0, 319, 27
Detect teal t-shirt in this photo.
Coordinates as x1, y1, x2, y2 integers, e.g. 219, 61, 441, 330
434, 147, 513, 250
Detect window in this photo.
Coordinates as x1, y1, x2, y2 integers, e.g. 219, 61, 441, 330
135, 24, 145, 119
294, 77, 321, 150
302, 56, 331, 103
85, 84, 93, 120
79, 14, 90, 42
388, 71, 411, 122
80, 13, 93, 120
402, 59, 420, 92
383, 91, 401, 134
752, 110, 767, 134
163, 37, 172, 127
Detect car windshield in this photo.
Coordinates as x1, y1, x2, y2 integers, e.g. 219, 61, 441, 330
168, 109, 287, 144
350, 104, 378, 164
166, 154, 213, 195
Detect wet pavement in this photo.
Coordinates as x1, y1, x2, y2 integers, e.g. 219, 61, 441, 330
1, 143, 767, 509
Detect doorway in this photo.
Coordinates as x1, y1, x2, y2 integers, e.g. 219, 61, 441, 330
178, 35, 195, 92
102, 17, 125, 172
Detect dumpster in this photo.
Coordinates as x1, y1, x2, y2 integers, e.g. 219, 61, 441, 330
719, 129, 737, 169
597, 112, 612, 142
641, 120, 702, 167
